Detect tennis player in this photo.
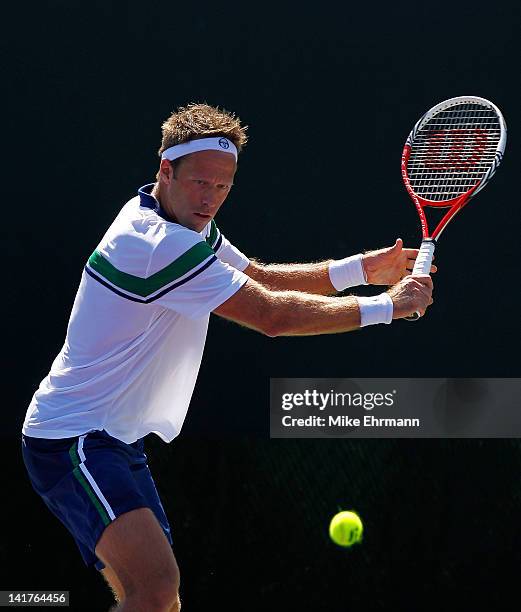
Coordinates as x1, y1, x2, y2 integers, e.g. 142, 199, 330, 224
22, 103, 433, 611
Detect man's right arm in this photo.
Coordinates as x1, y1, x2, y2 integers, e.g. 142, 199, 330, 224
213, 275, 433, 337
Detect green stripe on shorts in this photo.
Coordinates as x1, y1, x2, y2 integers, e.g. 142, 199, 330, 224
69, 441, 111, 527
69, 442, 80, 468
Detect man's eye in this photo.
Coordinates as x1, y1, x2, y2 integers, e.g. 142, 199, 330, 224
193, 179, 205, 185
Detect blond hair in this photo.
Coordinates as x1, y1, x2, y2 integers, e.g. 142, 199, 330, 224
158, 103, 248, 157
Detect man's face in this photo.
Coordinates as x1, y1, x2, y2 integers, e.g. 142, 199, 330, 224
159, 150, 237, 232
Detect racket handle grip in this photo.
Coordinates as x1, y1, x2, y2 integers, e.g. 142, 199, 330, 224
411, 238, 435, 275
405, 239, 435, 322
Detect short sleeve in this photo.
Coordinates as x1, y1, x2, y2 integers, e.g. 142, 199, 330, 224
149, 227, 248, 319
204, 220, 250, 271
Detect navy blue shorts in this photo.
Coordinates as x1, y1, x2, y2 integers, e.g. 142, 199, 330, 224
22, 430, 173, 571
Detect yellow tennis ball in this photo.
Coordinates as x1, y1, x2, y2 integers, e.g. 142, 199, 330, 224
329, 511, 363, 547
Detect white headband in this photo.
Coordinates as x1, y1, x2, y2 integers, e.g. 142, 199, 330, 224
161, 137, 238, 162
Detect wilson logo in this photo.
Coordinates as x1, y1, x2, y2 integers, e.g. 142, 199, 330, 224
425, 129, 487, 170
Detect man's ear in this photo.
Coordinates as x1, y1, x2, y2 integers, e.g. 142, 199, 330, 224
159, 159, 174, 184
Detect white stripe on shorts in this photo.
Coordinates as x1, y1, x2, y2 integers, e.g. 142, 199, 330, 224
77, 434, 116, 521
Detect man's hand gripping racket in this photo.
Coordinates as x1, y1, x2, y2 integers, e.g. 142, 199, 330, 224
402, 96, 507, 320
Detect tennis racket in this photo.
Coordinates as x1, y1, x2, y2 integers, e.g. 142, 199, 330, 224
402, 96, 507, 320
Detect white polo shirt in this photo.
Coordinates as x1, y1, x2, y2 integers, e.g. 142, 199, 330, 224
22, 184, 250, 443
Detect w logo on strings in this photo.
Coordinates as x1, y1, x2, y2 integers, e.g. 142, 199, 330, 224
425, 129, 488, 170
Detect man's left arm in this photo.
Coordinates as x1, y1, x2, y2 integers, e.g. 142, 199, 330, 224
245, 238, 436, 295
244, 259, 338, 295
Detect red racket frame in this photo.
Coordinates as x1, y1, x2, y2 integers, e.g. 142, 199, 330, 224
401, 143, 481, 241
400, 96, 506, 320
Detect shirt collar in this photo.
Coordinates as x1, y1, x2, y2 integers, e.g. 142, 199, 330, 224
138, 183, 172, 222
137, 184, 211, 238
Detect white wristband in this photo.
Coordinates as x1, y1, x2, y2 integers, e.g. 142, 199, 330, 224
328, 254, 367, 291
356, 293, 393, 327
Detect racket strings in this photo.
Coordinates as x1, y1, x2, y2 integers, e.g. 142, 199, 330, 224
407, 103, 501, 201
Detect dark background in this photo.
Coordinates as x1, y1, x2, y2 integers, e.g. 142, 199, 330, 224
3, 1, 521, 610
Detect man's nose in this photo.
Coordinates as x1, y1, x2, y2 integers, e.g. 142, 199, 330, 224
201, 187, 220, 207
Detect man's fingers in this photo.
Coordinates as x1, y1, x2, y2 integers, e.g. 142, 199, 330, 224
390, 272, 434, 319
408, 274, 433, 289
404, 248, 436, 262
383, 238, 403, 255
405, 276, 433, 311
405, 262, 437, 275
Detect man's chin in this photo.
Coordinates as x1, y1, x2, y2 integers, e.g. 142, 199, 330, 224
191, 214, 212, 231
178, 219, 210, 233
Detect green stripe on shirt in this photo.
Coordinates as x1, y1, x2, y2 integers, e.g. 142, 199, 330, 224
206, 220, 219, 248
88, 241, 215, 297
